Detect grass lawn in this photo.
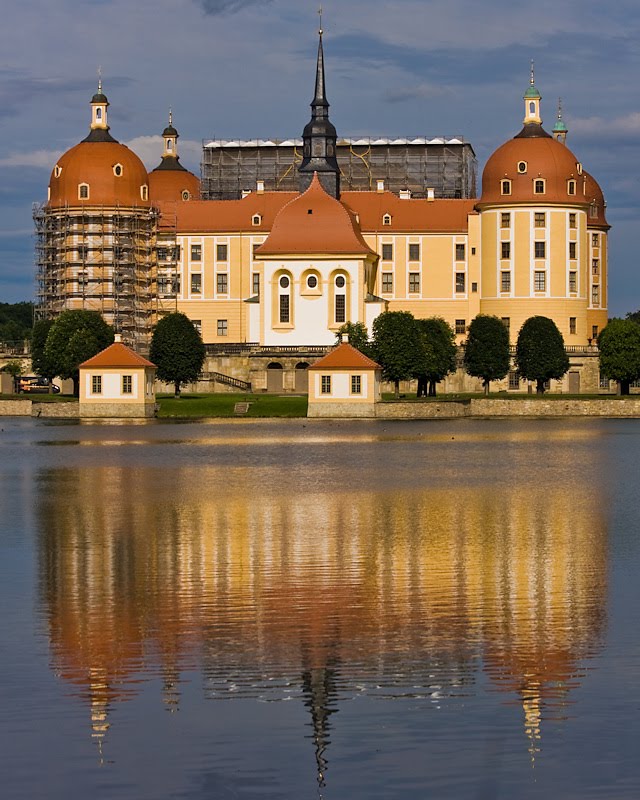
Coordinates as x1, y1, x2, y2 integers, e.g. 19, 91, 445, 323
157, 393, 308, 418
0, 393, 76, 402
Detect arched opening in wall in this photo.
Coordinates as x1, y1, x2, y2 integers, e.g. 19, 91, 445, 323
266, 362, 284, 392
295, 362, 310, 393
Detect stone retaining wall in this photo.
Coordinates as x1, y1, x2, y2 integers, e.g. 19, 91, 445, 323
375, 398, 640, 419
0, 400, 32, 416
33, 402, 81, 417
376, 402, 469, 419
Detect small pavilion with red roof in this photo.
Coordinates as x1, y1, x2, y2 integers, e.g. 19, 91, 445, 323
79, 335, 157, 417
307, 339, 382, 417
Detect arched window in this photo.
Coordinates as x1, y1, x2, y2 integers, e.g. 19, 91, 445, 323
140, 185, 149, 201
278, 274, 291, 323
501, 179, 511, 195
383, 213, 392, 226
78, 183, 89, 200
334, 274, 347, 324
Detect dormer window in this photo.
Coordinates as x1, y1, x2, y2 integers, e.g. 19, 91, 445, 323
78, 183, 90, 200
140, 185, 148, 201
517, 161, 527, 174
383, 213, 392, 226
113, 164, 123, 177
576, 163, 583, 175
567, 179, 576, 195
501, 179, 511, 195
54, 165, 62, 178
252, 214, 262, 226
534, 179, 545, 194
181, 190, 190, 201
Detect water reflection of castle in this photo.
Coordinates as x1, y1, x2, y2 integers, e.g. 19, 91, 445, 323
38, 442, 607, 778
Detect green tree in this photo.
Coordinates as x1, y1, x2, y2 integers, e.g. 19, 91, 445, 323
335, 321, 371, 355
44, 310, 114, 396
625, 309, 640, 326
515, 316, 569, 394
463, 315, 511, 395
149, 312, 206, 397
415, 317, 457, 397
371, 310, 422, 399
31, 319, 57, 386
0, 301, 33, 342
597, 318, 640, 395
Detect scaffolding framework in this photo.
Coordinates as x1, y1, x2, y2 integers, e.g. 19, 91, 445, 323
201, 137, 477, 200
34, 203, 160, 352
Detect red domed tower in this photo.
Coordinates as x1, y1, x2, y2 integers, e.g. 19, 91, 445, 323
35, 82, 157, 349
476, 68, 609, 346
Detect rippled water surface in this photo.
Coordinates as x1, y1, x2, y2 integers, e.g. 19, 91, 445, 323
2, 417, 639, 799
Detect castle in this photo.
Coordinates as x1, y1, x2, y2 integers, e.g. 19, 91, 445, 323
34, 32, 609, 393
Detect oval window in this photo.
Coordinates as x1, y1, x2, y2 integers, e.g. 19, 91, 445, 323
182, 190, 190, 201
279, 275, 290, 289
114, 164, 123, 177
307, 275, 318, 289
517, 161, 527, 174
335, 275, 346, 289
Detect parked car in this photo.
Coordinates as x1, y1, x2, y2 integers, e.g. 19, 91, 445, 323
18, 376, 60, 394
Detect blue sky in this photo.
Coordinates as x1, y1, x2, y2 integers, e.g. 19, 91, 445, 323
1, 0, 639, 315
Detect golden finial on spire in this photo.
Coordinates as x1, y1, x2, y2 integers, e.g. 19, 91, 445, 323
169, 107, 173, 126
97, 65, 102, 93
318, 5, 323, 35
557, 97, 563, 120
530, 59, 535, 86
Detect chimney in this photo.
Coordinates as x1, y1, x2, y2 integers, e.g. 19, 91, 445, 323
376, 179, 385, 193
114, 333, 122, 343
241, 189, 252, 198
256, 180, 265, 194
427, 188, 435, 201
399, 189, 412, 200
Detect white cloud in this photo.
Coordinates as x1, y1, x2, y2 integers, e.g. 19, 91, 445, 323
0, 150, 60, 168
124, 136, 202, 171
572, 112, 640, 137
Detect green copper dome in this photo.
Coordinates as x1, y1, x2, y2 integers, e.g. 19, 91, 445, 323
524, 85, 541, 99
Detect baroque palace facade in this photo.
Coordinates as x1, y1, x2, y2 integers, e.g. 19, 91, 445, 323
35, 33, 609, 393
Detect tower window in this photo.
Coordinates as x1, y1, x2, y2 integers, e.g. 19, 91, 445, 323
167, 139, 173, 151
140, 185, 148, 201
252, 214, 261, 226
182, 190, 190, 201
455, 272, 466, 293
381, 273, 393, 293
534, 212, 546, 228
113, 164, 123, 177
570, 317, 577, 334
408, 272, 420, 293
569, 213, 577, 229
592, 233, 599, 247
569, 271, 577, 292
54, 165, 62, 178
501, 180, 511, 195
534, 271, 546, 291
567, 179, 576, 195
217, 244, 228, 261
78, 183, 89, 200
501, 212, 510, 228
534, 241, 546, 259
501, 271, 511, 292
409, 243, 420, 261
501, 242, 511, 259
382, 214, 392, 226
455, 243, 466, 261
534, 179, 546, 194
455, 319, 466, 334
569, 242, 577, 259
517, 161, 527, 173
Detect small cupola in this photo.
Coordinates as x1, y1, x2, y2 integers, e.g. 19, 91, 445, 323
162, 109, 179, 158
90, 77, 109, 132
523, 61, 542, 126
552, 98, 568, 144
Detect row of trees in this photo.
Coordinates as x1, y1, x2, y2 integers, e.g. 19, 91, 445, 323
341, 312, 571, 397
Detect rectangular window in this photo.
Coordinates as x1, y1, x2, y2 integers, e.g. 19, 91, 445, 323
534, 241, 546, 259
593, 325, 599, 339
501, 317, 510, 332
335, 294, 346, 323
122, 375, 132, 395
569, 213, 577, 229
216, 243, 228, 262
455, 272, 466, 293
77, 245, 88, 261
455, 319, 466, 334
279, 294, 290, 324
351, 375, 362, 395
569, 242, 577, 259
455, 243, 466, 261
158, 276, 171, 295
157, 247, 168, 261
501, 180, 511, 195
599, 372, 610, 389
569, 271, 577, 292
567, 180, 576, 195
592, 233, 599, 247
508, 371, 520, 390
569, 317, 577, 335
252, 272, 260, 295
534, 271, 546, 291
381, 272, 393, 293
501, 271, 511, 292
191, 244, 201, 261
79, 184, 89, 199
408, 272, 420, 293
191, 273, 202, 294
534, 179, 545, 194
471, 282, 478, 293
381, 243, 393, 261
501, 212, 510, 228
408, 243, 420, 261
592, 285, 600, 305
217, 319, 228, 336
592, 259, 599, 275
217, 273, 228, 294
534, 212, 546, 228
252, 244, 261, 259
192, 320, 202, 335
501, 241, 511, 259
91, 375, 102, 395
321, 375, 332, 394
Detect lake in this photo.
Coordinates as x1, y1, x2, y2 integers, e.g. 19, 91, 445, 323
1, 417, 639, 799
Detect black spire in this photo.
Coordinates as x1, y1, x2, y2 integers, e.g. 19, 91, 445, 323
298, 27, 340, 198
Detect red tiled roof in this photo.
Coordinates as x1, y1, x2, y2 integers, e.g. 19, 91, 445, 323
309, 342, 381, 370
342, 192, 476, 233
256, 174, 377, 257
80, 342, 156, 368
159, 192, 296, 233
